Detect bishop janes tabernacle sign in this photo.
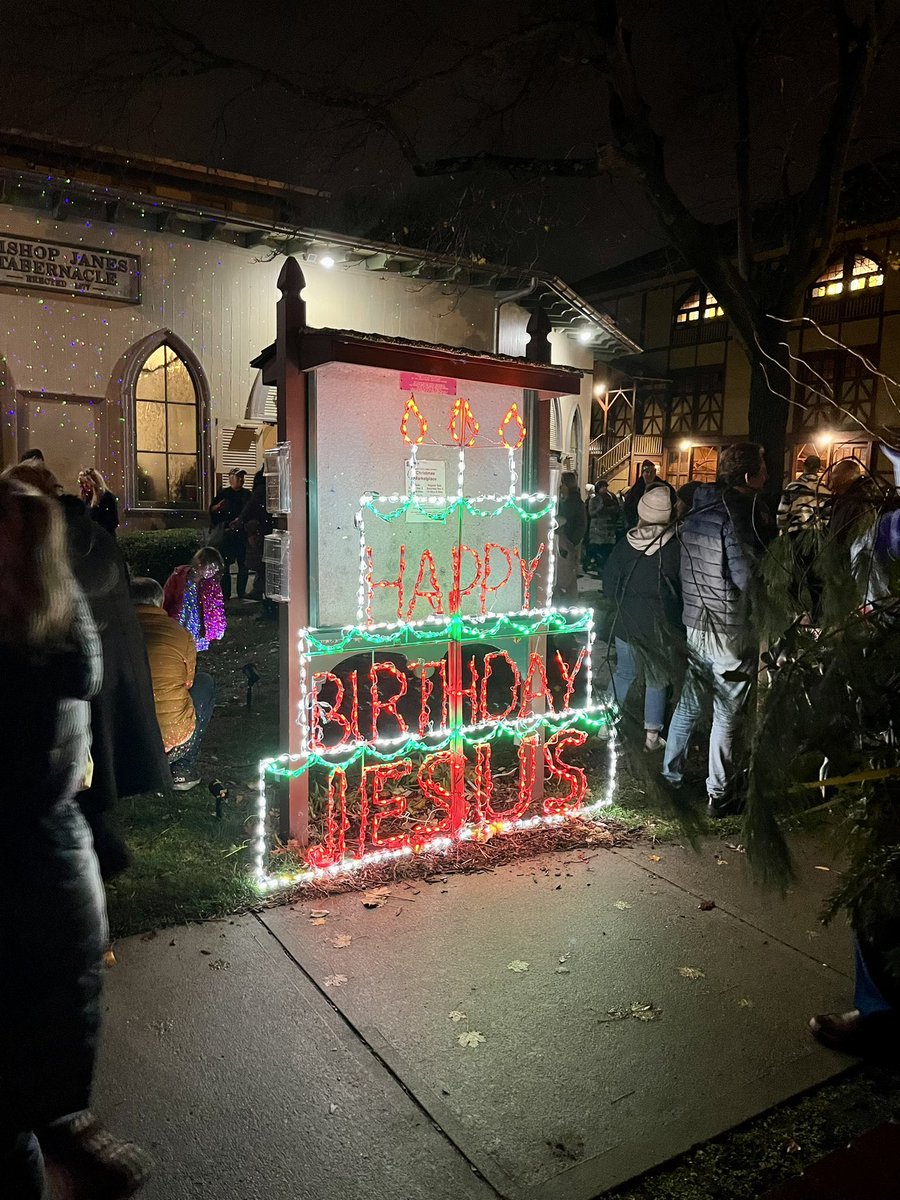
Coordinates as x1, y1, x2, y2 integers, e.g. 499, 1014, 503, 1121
0, 234, 141, 303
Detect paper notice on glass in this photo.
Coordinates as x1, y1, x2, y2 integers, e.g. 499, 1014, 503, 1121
405, 459, 447, 523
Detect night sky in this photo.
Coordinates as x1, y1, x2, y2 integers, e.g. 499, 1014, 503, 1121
1, 0, 898, 279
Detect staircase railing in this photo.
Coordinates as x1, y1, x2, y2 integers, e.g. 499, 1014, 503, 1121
589, 433, 632, 479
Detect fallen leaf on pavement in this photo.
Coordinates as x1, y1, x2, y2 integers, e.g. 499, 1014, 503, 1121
310, 910, 330, 919
362, 888, 391, 908
725, 842, 746, 853
714, 854, 729, 866
311, 918, 327, 926
103, 949, 117, 968
600, 1001, 662, 1023
613, 900, 632, 910
786, 1139, 801, 1153
324, 974, 347, 988
457, 1031, 486, 1049
738, 998, 754, 1008
648, 854, 662, 863
329, 1103, 338, 1115
814, 865, 831, 872
507, 960, 529, 972
698, 899, 716, 911
331, 934, 352, 948
555, 966, 571, 974
208, 959, 230, 971
678, 966, 705, 980
448, 1010, 467, 1022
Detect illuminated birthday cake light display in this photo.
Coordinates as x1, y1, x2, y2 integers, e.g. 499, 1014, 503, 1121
255, 388, 615, 887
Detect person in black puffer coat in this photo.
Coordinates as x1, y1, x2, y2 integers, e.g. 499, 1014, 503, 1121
0, 477, 152, 1199
661, 443, 773, 815
603, 485, 682, 751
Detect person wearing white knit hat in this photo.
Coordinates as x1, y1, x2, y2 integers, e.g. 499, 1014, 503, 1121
603, 483, 682, 751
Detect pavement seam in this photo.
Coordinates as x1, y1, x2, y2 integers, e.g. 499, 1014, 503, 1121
610, 848, 853, 980
252, 911, 510, 1199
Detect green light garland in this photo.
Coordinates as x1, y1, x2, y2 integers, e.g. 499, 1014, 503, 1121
302, 610, 591, 657
364, 494, 555, 523
266, 707, 613, 779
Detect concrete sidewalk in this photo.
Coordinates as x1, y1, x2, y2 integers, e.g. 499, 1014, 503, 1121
95, 831, 853, 1200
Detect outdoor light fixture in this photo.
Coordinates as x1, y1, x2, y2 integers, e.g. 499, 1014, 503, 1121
680, 439, 693, 452
320, 254, 336, 269
577, 327, 594, 344
815, 430, 834, 446
594, 383, 607, 398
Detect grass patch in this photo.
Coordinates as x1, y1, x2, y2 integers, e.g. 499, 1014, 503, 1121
610, 1063, 900, 1199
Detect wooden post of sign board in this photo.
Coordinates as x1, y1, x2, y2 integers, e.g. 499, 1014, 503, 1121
275, 257, 310, 845
525, 306, 554, 805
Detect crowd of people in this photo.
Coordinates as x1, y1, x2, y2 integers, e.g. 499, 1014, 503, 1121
583, 443, 900, 1058
0, 450, 274, 1195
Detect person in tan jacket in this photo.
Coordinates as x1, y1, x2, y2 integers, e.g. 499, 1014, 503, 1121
131, 577, 216, 791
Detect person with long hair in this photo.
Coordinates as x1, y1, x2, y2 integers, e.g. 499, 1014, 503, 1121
0, 477, 151, 1198
78, 467, 120, 536
3, 461, 169, 879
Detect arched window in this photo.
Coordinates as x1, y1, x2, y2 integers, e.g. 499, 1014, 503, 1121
130, 337, 206, 510
811, 253, 883, 299
674, 288, 724, 324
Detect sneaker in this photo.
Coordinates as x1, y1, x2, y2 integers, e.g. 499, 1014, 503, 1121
706, 795, 743, 818
809, 1010, 865, 1055
644, 731, 666, 752
171, 775, 201, 792
40, 1111, 153, 1199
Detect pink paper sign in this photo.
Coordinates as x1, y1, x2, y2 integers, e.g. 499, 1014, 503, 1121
399, 371, 457, 396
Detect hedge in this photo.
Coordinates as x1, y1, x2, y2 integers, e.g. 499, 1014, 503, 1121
118, 528, 204, 584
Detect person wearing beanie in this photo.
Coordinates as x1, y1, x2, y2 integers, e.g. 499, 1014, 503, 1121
622, 460, 677, 529
661, 443, 772, 816
603, 486, 682, 751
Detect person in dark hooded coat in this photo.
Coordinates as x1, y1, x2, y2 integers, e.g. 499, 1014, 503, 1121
4, 462, 170, 877
59, 494, 170, 875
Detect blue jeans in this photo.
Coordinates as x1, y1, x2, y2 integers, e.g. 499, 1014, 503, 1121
854, 938, 894, 1016
169, 671, 216, 776
662, 627, 754, 800
611, 638, 666, 731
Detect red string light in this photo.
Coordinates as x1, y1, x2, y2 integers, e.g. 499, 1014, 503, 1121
364, 760, 414, 847
310, 671, 352, 750
472, 741, 493, 822
555, 647, 587, 710
367, 545, 406, 623
514, 735, 539, 820
480, 543, 513, 613
400, 394, 427, 444
543, 730, 588, 813
518, 543, 545, 609
370, 661, 409, 740
449, 397, 479, 447
498, 402, 526, 449
449, 544, 481, 612
305, 767, 349, 867
519, 652, 555, 717
417, 750, 467, 838
406, 549, 445, 619
410, 659, 448, 735
479, 650, 521, 723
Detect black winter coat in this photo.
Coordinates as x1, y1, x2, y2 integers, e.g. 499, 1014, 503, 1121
60, 496, 169, 871
1, 590, 106, 1128
603, 537, 682, 646
678, 484, 771, 641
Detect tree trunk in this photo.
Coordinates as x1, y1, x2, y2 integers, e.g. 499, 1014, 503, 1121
745, 331, 792, 495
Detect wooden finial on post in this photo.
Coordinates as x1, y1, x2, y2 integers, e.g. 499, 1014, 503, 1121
277, 255, 307, 329
525, 306, 552, 364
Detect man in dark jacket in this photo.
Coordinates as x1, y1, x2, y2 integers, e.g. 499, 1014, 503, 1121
623, 460, 676, 529
661, 443, 771, 815
210, 467, 251, 599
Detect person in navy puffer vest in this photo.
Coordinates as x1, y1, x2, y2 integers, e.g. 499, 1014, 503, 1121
661, 442, 774, 816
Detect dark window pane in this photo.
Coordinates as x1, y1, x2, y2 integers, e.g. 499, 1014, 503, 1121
136, 453, 166, 503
